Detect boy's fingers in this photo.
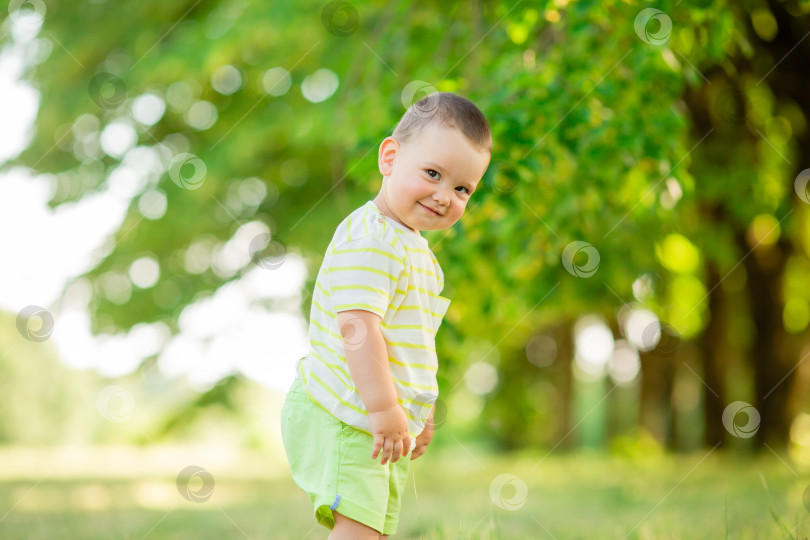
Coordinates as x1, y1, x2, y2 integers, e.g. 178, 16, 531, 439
391, 440, 401, 462
375, 436, 414, 464
410, 441, 427, 460
372, 436, 383, 459
381, 438, 393, 464
394, 438, 410, 461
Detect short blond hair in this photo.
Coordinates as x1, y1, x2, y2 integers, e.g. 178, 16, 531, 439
393, 92, 492, 153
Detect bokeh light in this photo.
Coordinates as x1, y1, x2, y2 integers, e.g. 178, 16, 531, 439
301, 68, 339, 103
574, 315, 615, 378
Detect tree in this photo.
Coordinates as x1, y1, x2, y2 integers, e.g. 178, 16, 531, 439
5, 0, 807, 450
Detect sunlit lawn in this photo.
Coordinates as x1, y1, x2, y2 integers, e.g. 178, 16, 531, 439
0, 443, 807, 539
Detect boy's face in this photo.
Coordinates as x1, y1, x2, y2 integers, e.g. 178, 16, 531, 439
376, 123, 490, 232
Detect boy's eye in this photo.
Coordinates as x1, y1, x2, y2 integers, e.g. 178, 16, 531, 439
425, 169, 470, 195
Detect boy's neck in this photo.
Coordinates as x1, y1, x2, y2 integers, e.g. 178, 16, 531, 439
373, 192, 418, 233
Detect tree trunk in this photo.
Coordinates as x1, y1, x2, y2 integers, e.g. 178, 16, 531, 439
735, 232, 794, 448
699, 259, 728, 446
751, 0, 810, 449
681, 1, 810, 449
638, 344, 676, 448
553, 320, 575, 451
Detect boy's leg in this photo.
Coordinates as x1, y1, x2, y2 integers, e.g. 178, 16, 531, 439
283, 375, 390, 537
329, 510, 381, 540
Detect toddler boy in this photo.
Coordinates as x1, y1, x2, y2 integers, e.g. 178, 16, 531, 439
281, 91, 492, 539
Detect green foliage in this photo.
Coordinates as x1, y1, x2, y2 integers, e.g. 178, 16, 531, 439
4, 0, 738, 334
4, 0, 809, 449
0, 311, 98, 445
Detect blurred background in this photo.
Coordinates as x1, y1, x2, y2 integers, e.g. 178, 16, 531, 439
1, 0, 809, 538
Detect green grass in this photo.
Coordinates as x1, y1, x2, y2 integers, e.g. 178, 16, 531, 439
0, 444, 807, 539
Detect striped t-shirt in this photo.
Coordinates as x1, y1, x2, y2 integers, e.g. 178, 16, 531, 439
298, 200, 451, 440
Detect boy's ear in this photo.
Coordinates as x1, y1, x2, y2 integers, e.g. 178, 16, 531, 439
378, 136, 399, 176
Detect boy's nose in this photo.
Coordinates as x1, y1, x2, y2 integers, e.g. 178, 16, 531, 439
433, 189, 451, 205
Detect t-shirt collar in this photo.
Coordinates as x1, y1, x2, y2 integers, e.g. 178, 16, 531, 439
368, 200, 428, 244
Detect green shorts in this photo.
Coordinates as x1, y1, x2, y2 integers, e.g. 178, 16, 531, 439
280, 375, 411, 536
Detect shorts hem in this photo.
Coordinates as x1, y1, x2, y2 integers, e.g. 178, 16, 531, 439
322, 496, 387, 535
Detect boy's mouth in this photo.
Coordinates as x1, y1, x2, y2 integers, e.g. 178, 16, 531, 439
419, 202, 441, 216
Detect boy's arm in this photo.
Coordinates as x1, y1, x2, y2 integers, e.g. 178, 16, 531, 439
337, 309, 397, 412
338, 309, 411, 464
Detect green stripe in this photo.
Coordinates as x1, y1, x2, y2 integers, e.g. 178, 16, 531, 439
323, 362, 353, 390
311, 372, 368, 416
391, 375, 439, 391
411, 267, 439, 279
308, 350, 352, 390
312, 299, 337, 319
329, 265, 398, 282
316, 281, 331, 297
331, 247, 403, 264
386, 340, 436, 352
311, 339, 335, 353
363, 206, 369, 237
405, 396, 436, 409
333, 303, 385, 316
311, 346, 347, 364
310, 318, 341, 340
388, 355, 437, 371
383, 323, 435, 333
331, 284, 389, 297
395, 305, 445, 317
406, 285, 444, 298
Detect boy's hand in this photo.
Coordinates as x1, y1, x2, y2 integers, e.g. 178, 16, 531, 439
410, 408, 434, 461
368, 403, 411, 465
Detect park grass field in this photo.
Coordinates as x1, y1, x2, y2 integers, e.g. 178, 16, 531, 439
0, 443, 807, 539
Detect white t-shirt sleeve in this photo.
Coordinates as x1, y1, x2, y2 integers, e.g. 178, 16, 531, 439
327, 235, 406, 318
